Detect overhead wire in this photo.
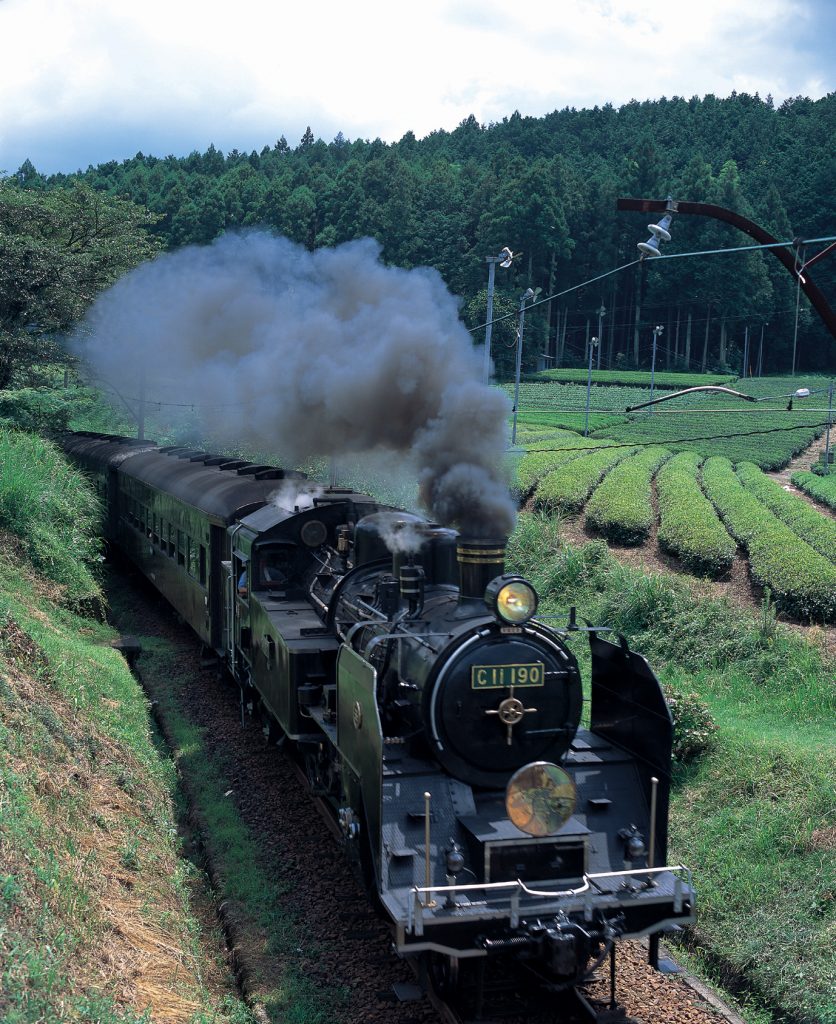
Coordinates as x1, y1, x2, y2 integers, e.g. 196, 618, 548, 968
467, 233, 836, 335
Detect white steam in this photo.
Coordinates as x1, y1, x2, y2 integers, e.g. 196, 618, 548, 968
269, 479, 324, 512
76, 232, 515, 537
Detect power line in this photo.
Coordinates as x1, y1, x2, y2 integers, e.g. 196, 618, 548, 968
468, 233, 836, 335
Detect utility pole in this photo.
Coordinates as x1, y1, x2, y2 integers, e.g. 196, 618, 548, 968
511, 288, 535, 445
584, 335, 598, 437
757, 323, 767, 377
596, 303, 606, 370
137, 364, 146, 440
483, 247, 513, 384
791, 247, 804, 376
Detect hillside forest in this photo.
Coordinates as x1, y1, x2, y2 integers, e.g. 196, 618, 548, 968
2, 91, 835, 388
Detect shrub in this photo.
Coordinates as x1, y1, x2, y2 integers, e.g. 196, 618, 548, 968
789, 469, 836, 512
663, 683, 717, 763
533, 446, 635, 513
0, 388, 73, 435
737, 461, 836, 563
584, 446, 670, 544
656, 452, 737, 576
516, 431, 609, 495
702, 457, 836, 622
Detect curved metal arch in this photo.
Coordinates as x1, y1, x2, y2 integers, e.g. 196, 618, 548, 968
617, 197, 836, 339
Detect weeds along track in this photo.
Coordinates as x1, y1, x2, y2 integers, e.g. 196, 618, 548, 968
106, 559, 733, 1024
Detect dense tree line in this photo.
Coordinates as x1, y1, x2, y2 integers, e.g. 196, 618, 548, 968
6, 92, 836, 380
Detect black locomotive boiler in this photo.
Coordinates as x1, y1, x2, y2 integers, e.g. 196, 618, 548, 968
64, 431, 695, 1009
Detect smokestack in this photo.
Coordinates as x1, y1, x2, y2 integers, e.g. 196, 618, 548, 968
456, 537, 506, 601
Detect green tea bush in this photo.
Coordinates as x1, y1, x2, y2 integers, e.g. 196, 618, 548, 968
656, 452, 737, 576
790, 469, 836, 511
702, 457, 836, 622
533, 446, 635, 513
0, 429, 102, 607
516, 431, 610, 494
737, 461, 836, 563
584, 446, 670, 544
537, 369, 736, 389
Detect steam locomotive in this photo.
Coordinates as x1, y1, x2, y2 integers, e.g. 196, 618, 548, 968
64, 431, 695, 1011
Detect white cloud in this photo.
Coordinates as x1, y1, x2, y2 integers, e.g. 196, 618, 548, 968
0, 0, 831, 172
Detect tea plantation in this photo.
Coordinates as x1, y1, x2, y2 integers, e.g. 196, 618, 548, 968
513, 372, 836, 623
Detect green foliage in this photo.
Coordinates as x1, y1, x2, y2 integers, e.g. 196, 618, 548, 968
702, 456, 836, 622
593, 409, 824, 471
656, 452, 737, 576
584, 445, 670, 544
0, 564, 250, 1023
515, 429, 610, 494
0, 387, 73, 434
0, 429, 102, 607
791, 469, 836, 511
586, 378, 836, 468
539, 369, 737, 389
737, 460, 836, 562
662, 684, 718, 763
533, 446, 636, 513
671, 735, 836, 1023
0, 180, 161, 388
13, 93, 836, 379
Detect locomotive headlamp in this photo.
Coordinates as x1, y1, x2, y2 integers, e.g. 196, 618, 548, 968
506, 762, 576, 836
485, 575, 538, 624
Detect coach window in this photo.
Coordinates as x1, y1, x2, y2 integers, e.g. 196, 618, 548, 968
177, 530, 186, 567
199, 545, 207, 587
167, 523, 176, 558
188, 539, 199, 579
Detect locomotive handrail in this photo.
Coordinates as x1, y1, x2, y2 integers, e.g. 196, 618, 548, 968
406, 865, 693, 935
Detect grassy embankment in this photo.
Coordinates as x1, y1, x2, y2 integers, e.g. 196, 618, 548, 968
0, 429, 340, 1023
508, 514, 836, 1024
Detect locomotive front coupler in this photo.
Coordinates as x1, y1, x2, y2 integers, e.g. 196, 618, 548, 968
478, 912, 623, 980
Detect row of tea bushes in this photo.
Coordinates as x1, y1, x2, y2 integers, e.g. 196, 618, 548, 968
533, 446, 636, 514
736, 462, 836, 563
702, 457, 836, 621
789, 469, 836, 512
655, 453, 738, 576
516, 432, 615, 495
585, 446, 671, 544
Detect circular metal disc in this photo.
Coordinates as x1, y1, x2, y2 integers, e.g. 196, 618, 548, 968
300, 519, 328, 547
505, 761, 576, 836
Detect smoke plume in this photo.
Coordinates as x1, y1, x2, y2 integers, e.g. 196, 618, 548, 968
76, 232, 515, 537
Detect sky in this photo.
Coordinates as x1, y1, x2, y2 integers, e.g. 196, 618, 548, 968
0, 0, 834, 176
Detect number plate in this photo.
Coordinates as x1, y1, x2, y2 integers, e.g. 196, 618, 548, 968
471, 663, 545, 689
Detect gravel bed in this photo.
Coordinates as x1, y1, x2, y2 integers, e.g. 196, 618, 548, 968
108, 565, 733, 1024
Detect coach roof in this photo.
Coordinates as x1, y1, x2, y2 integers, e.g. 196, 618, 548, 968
117, 447, 306, 522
